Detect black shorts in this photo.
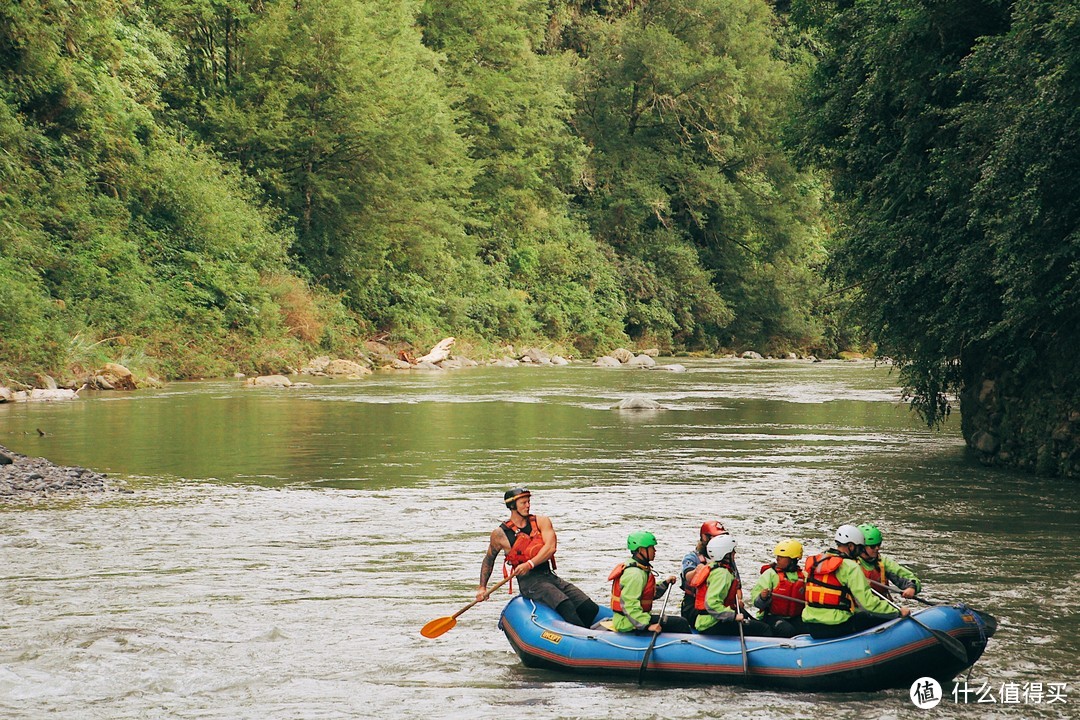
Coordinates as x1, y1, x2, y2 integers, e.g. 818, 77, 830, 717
517, 569, 591, 609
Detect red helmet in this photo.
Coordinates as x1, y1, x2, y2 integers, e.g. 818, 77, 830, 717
700, 521, 727, 538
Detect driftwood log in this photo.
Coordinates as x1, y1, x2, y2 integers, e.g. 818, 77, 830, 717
415, 337, 455, 365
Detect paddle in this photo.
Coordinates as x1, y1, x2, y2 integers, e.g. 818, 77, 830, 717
871, 588, 968, 663
421, 574, 513, 638
732, 563, 749, 677
869, 579, 937, 606
637, 579, 674, 685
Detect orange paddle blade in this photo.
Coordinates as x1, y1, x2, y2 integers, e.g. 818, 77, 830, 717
420, 616, 456, 639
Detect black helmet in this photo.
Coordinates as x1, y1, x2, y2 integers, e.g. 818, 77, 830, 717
504, 487, 531, 508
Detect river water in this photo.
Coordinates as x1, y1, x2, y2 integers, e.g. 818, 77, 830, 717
0, 359, 1075, 719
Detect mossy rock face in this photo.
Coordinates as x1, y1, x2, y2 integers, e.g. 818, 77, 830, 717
961, 353, 1080, 478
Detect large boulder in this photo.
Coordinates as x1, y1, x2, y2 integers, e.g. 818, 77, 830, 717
324, 359, 371, 376
28, 389, 80, 402
611, 397, 665, 410
302, 356, 332, 374
627, 354, 656, 368
248, 375, 292, 388
594, 356, 621, 367
610, 348, 635, 364
652, 363, 687, 372
519, 347, 552, 364
99, 363, 137, 390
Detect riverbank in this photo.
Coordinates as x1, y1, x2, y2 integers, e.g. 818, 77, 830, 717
1, 334, 851, 397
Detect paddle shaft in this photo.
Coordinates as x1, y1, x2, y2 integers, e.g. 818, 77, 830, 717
871, 588, 968, 663
869, 579, 936, 606
453, 573, 513, 619
732, 562, 750, 676
637, 579, 674, 685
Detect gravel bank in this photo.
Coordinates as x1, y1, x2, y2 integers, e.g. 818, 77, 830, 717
0, 444, 129, 503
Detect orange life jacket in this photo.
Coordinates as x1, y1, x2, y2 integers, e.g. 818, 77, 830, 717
804, 552, 855, 611
502, 515, 555, 570
682, 553, 708, 598
860, 559, 891, 599
759, 562, 806, 618
690, 562, 740, 613
609, 562, 656, 615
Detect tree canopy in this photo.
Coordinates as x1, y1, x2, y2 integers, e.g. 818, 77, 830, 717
792, 0, 1079, 419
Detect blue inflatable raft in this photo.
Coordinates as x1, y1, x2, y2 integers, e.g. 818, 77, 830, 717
499, 597, 996, 691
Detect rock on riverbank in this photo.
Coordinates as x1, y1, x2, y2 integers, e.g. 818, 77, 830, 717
0, 444, 127, 502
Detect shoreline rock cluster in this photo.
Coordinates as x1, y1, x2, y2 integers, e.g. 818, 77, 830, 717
0, 444, 125, 503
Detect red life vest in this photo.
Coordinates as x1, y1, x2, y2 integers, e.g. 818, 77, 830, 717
804, 552, 855, 611
690, 562, 740, 613
759, 562, 806, 618
609, 562, 656, 615
502, 515, 555, 570
860, 559, 891, 599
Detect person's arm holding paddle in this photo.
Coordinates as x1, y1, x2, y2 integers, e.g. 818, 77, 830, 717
881, 556, 922, 599
476, 528, 511, 602
844, 562, 910, 618
751, 566, 778, 617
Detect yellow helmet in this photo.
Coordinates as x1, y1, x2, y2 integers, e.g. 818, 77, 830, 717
774, 539, 803, 559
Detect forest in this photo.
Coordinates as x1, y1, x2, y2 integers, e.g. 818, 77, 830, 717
0, 0, 830, 379
2, 1, 1078, 474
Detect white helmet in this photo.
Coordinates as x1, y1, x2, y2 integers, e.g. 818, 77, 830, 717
835, 524, 865, 545
706, 534, 737, 560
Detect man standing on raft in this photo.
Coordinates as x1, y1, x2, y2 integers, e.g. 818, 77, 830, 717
475, 487, 599, 627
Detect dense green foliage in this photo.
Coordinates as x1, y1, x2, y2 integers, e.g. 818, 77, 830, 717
569, 0, 828, 350
793, 0, 1080, 472
0, 0, 348, 379
2, 0, 832, 382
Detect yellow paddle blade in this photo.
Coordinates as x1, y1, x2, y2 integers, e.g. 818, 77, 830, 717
420, 616, 456, 639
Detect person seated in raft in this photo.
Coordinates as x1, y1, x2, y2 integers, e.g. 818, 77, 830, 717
751, 539, 808, 638
610, 531, 692, 634
691, 534, 773, 637
679, 520, 728, 628
802, 524, 910, 639
856, 523, 923, 600
476, 487, 599, 628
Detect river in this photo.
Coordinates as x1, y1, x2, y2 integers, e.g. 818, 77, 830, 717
0, 359, 1075, 718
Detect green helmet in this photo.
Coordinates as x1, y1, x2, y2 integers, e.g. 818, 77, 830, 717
627, 531, 657, 552
858, 523, 883, 546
